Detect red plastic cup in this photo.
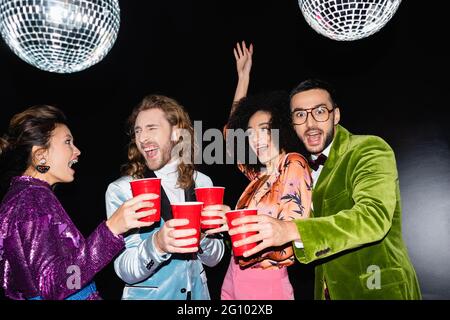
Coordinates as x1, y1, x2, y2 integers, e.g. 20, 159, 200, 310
195, 187, 225, 229
171, 202, 204, 248
226, 209, 258, 257
130, 178, 161, 222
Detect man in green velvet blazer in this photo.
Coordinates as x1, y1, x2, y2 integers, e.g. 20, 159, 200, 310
229, 79, 421, 299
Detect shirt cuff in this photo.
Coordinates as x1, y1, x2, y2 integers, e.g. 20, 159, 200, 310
147, 232, 171, 263
294, 240, 304, 249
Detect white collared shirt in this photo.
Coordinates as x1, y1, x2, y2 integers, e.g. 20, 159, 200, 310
311, 140, 334, 188
154, 159, 185, 203
152, 158, 213, 292
294, 140, 334, 249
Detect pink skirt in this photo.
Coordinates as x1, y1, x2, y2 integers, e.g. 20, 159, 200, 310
221, 256, 294, 300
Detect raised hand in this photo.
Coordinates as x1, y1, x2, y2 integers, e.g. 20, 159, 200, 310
234, 41, 253, 78
231, 41, 254, 113
154, 219, 199, 254
106, 193, 159, 235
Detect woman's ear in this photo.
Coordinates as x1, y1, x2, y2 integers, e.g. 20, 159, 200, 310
31, 146, 48, 166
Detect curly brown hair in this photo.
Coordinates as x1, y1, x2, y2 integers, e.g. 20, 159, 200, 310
121, 95, 196, 189
227, 90, 306, 176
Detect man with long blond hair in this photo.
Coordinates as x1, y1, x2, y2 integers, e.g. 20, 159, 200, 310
105, 94, 224, 300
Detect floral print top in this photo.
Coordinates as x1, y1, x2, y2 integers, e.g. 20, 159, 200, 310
235, 152, 312, 269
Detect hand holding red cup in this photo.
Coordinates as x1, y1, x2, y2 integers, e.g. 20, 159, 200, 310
226, 209, 258, 257
171, 202, 204, 248
195, 187, 225, 230
130, 178, 161, 222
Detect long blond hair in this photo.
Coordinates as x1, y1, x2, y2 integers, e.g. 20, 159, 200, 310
121, 95, 196, 189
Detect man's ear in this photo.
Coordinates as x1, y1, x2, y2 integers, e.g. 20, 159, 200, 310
333, 107, 341, 126
171, 127, 181, 142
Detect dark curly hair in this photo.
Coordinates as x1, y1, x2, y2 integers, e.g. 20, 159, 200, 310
226, 90, 306, 175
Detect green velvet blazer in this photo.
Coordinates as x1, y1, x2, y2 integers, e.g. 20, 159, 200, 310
294, 125, 421, 300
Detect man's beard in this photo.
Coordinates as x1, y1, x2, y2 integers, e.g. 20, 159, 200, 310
305, 127, 334, 155
145, 141, 175, 171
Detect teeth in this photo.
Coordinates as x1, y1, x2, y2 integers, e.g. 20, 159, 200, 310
69, 159, 78, 167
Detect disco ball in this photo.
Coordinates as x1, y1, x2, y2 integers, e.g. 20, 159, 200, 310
298, 0, 402, 41
0, 0, 120, 73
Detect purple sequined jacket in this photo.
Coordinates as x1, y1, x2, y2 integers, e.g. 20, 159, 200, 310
0, 176, 125, 300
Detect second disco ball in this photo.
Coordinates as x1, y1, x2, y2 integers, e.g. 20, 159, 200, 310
0, 0, 120, 73
298, 0, 402, 41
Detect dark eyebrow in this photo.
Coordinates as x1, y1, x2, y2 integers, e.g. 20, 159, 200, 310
292, 103, 327, 113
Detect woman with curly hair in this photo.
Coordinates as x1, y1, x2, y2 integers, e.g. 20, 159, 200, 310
203, 42, 313, 299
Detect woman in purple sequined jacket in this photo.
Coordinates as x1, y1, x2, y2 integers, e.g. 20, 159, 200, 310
0, 105, 158, 300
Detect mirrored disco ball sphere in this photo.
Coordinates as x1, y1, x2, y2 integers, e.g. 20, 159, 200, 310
0, 0, 120, 73
298, 0, 402, 41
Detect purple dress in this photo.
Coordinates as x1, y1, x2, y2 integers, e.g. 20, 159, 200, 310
0, 176, 125, 300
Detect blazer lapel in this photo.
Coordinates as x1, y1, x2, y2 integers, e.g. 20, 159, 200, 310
312, 125, 351, 216
144, 168, 173, 221
144, 168, 197, 220
184, 184, 197, 202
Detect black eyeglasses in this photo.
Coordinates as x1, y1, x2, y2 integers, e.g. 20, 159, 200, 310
291, 105, 335, 125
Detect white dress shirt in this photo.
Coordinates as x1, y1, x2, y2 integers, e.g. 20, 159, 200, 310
154, 159, 185, 203
153, 159, 212, 292
294, 140, 334, 249
310, 140, 334, 190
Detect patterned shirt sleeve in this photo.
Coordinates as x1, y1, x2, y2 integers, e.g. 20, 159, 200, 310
240, 153, 313, 269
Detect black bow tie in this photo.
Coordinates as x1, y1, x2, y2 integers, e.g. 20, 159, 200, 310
308, 154, 327, 171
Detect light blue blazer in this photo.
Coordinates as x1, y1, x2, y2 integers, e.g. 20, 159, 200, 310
105, 172, 225, 300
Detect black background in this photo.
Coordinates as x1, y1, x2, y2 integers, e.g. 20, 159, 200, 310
1, 0, 449, 300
